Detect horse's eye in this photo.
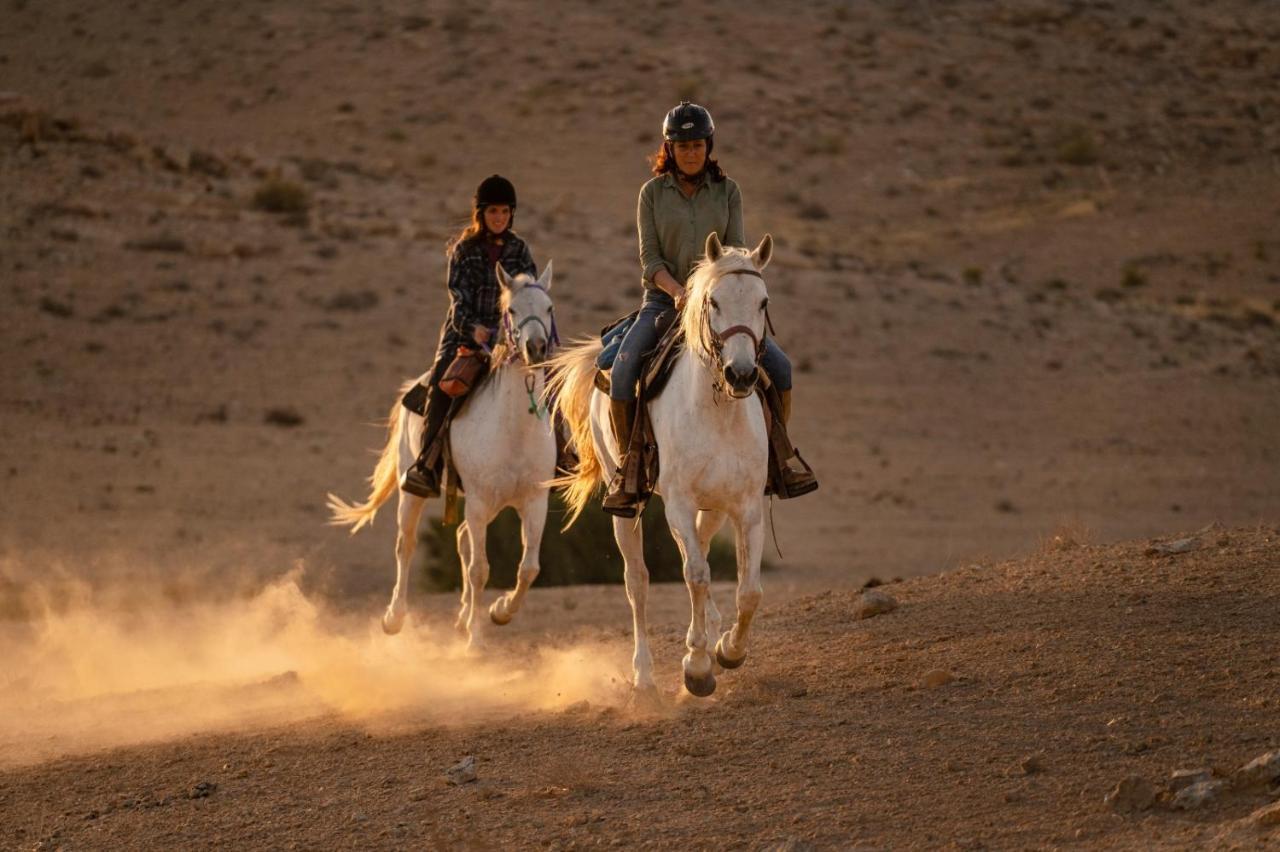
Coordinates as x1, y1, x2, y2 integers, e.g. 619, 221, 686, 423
760, 298, 769, 311
709, 298, 719, 312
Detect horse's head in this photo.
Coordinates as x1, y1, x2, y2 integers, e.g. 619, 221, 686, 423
685, 232, 773, 399
496, 261, 555, 365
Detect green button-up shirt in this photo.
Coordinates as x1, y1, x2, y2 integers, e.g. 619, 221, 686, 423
637, 173, 745, 288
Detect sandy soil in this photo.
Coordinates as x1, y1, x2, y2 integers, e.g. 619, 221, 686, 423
1, 0, 1279, 847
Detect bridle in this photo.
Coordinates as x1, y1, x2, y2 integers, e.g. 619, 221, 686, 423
498, 281, 559, 417
703, 268, 770, 393
500, 281, 559, 366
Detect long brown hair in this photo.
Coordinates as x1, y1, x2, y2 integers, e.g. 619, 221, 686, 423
445, 206, 514, 256
648, 138, 726, 181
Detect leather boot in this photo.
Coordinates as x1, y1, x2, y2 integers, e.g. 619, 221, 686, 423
602, 398, 639, 517
773, 389, 819, 499
400, 386, 449, 498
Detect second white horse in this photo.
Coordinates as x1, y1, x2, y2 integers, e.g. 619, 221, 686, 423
328, 263, 558, 648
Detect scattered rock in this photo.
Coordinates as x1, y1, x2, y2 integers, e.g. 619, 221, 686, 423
1105, 776, 1156, 813
1021, 753, 1045, 775
1234, 751, 1280, 790
445, 755, 477, 786
1171, 779, 1225, 810
1144, 537, 1198, 557
1169, 768, 1214, 792
1249, 800, 1280, 827
855, 589, 898, 619
921, 669, 954, 688
187, 781, 217, 799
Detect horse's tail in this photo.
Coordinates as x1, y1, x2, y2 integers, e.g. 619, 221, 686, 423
326, 380, 414, 533
545, 338, 605, 530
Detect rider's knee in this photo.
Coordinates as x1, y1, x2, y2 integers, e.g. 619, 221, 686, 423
763, 347, 792, 391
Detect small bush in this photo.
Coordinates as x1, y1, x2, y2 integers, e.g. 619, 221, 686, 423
419, 493, 758, 591
797, 202, 830, 221
1121, 265, 1147, 288
252, 178, 310, 214
962, 267, 983, 287
1056, 129, 1099, 165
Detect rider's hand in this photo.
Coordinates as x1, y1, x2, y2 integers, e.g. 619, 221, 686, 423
472, 326, 491, 345
674, 289, 688, 310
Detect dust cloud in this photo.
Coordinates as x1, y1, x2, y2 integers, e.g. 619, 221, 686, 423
0, 568, 631, 768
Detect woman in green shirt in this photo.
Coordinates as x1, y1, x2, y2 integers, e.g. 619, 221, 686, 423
602, 101, 818, 514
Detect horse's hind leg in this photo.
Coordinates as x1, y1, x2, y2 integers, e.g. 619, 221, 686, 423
490, 490, 548, 626
715, 502, 765, 670
614, 515, 656, 697
666, 497, 715, 697
696, 510, 726, 663
383, 492, 427, 635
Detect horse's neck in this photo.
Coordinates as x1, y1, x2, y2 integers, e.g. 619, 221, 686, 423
476, 360, 542, 423
669, 349, 752, 429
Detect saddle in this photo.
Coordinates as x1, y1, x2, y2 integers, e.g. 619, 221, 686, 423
595, 312, 790, 513
401, 368, 486, 524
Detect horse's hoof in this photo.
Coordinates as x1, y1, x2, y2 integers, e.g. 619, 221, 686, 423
715, 639, 746, 670
683, 669, 717, 698
381, 611, 404, 635
489, 602, 512, 626
628, 684, 664, 713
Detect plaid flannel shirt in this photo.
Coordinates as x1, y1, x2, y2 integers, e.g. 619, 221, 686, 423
444, 232, 537, 341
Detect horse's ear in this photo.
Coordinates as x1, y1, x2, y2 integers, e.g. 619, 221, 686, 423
537, 259, 553, 291
751, 234, 773, 270
705, 231, 724, 262
495, 262, 512, 291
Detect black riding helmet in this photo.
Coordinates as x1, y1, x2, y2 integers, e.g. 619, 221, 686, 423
662, 101, 715, 142
474, 174, 517, 209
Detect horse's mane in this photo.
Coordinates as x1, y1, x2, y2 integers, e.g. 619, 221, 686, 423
680, 248, 759, 363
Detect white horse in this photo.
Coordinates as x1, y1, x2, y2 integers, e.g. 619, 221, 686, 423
328, 263, 558, 648
548, 233, 773, 698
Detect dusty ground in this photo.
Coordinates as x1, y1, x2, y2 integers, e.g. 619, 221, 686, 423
3, 526, 1279, 849
2, 0, 1279, 847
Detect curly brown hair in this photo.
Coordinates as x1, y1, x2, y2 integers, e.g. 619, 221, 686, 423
648, 139, 726, 181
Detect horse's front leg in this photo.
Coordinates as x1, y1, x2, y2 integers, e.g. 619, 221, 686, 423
696, 509, 727, 661
666, 497, 716, 697
460, 500, 494, 650
383, 492, 427, 635
489, 490, 548, 626
454, 521, 472, 635
614, 515, 656, 698
715, 502, 765, 670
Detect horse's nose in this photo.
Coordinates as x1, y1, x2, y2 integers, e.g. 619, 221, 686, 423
723, 363, 758, 395
527, 338, 547, 364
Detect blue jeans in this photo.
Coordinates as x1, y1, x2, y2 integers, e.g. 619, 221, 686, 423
609, 290, 792, 401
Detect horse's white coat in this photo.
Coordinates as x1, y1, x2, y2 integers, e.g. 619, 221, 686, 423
551, 234, 773, 697
328, 265, 557, 648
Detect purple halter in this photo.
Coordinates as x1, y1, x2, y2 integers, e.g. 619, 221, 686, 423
499, 281, 559, 364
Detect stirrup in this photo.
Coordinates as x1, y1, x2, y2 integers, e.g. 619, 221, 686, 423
601, 468, 639, 518
399, 462, 440, 498
777, 449, 818, 500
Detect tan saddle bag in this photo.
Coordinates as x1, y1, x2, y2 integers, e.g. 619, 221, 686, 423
438, 346, 488, 398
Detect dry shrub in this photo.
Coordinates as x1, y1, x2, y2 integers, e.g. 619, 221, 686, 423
252, 178, 310, 214
1040, 520, 1092, 553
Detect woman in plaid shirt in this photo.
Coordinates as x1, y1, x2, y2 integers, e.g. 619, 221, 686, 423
400, 175, 537, 497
